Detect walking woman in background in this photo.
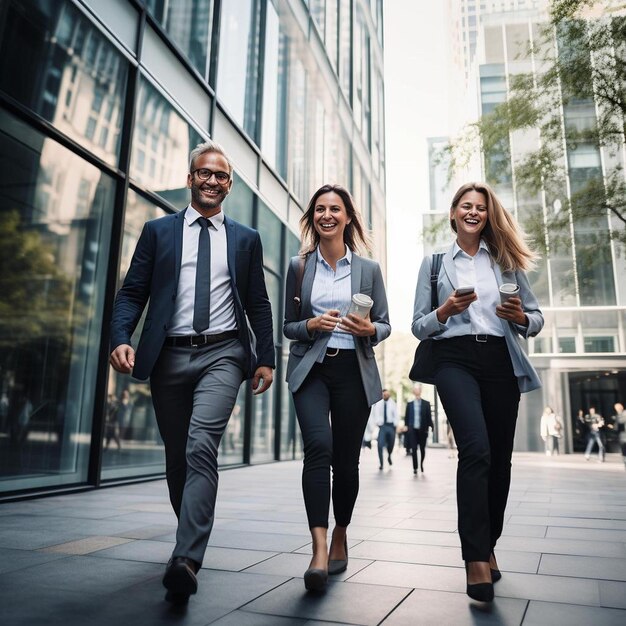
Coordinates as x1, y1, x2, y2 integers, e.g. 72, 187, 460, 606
284, 184, 390, 592
540, 406, 563, 456
412, 182, 543, 602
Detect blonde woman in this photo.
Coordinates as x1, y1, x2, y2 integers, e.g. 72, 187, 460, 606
412, 182, 543, 602
283, 184, 390, 591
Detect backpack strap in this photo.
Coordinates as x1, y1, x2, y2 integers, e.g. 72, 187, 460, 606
430, 253, 444, 312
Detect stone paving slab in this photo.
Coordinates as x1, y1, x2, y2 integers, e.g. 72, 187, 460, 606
0, 449, 625, 625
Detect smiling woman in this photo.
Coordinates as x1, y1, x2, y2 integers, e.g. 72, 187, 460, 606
283, 183, 390, 591
411, 181, 543, 603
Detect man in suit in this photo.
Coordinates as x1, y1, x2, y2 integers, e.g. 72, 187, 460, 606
373, 389, 398, 469
404, 383, 432, 475
109, 140, 275, 604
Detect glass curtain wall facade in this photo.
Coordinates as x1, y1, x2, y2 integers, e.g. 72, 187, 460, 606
0, 0, 386, 497
474, 11, 626, 452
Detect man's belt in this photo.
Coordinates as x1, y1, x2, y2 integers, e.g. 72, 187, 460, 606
164, 330, 238, 347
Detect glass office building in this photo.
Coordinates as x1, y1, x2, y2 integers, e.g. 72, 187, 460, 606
476, 9, 626, 452
0, 0, 386, 498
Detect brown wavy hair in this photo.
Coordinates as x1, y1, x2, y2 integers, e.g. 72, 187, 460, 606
450, 182, 538, 271
299, 184, 371, 255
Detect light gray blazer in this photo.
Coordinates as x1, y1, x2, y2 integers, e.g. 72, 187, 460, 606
283, 252, 391, 407
411, 244, 543, 393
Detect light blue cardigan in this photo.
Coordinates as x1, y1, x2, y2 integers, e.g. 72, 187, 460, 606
411, 245, 543, 393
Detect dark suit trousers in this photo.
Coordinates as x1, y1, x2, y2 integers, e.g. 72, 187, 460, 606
407, 428, 427, 471
293, 350, 371, 529
433, 336, 520, 562
150, 339, 246, 565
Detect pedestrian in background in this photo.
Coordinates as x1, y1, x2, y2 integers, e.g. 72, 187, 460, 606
585, 407, 605, 462
540, 406, 563, 456
404, 383, 433, 475
283, 183, 390, 591
373, 389, 398, 470
412, 182, 543, 602
614, 402, 626, 469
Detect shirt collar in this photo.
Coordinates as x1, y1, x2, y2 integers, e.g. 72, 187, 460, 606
452, 238, 489, 259
316, 245, 352, 269
185, 204, 224, 229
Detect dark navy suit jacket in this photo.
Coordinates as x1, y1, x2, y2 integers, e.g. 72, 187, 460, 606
110, 208, 275, 380
405, 399, 433, 435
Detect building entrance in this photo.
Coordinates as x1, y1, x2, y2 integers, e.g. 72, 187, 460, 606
568, 371, 626, 453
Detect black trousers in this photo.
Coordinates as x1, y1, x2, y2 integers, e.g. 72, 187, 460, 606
433, 336, 520, 562
407, 428, 427, 471
293, 350, 371, 529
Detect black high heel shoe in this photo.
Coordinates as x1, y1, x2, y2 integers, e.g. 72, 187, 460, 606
490, 552, 502, 583
304, 567, 328, 591
328, 538, 348, 575
465, 563, 494, 602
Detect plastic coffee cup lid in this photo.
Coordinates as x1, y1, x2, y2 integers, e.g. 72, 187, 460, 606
500, 283, 519, 293
352, 293, 373, 306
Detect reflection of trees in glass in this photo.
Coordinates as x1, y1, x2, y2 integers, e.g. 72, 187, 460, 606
0, 211, 74, 446
0, 211, 72, 339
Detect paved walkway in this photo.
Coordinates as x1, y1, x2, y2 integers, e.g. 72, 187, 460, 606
1, 447, 625, 625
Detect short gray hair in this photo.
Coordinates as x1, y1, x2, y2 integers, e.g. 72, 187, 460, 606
189, 139, 233, 174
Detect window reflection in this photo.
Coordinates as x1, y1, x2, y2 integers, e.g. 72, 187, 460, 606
0, 0, 127, 167
338, 0, 352, 98
131, 79, 202, 207
288, 56, 307, 201
261, 1, 288, 178
217, 0, 261, 139
145, 0, 214, 77
102, 190, 166, 478
0, 109, 114, 490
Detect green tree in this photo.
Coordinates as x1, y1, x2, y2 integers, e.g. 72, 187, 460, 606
444, 0, 626, 263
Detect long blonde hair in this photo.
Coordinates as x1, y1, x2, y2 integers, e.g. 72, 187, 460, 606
450, 182, 538, 272
299, 184, 371, 255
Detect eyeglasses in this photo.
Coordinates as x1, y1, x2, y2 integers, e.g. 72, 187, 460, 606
191, 168, 230, 184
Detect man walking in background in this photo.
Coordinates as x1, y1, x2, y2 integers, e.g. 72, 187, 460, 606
109, 140, 275, 604
374, 388, 398, 469
404, 384, 433, 475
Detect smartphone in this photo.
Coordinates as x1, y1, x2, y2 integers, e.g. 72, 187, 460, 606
455, 286, 475, 296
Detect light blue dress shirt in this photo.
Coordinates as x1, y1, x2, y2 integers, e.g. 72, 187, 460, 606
310, 246, 356, 359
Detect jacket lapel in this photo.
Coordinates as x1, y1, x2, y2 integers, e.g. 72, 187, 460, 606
351, 253, 362, 296
174, 208, 186, 285
224, 215, 237, 284
441, 245, 458, 289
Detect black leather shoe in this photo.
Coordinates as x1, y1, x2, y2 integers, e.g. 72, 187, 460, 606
328, 538, 348, 575
465, 562, 494, 602
163, 557, 198, 602
388, 455, 393, 466
303, 567, 328, 591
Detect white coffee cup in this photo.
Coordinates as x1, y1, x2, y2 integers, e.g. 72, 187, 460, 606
347, 293, 373, 318
499, 283, 520, 304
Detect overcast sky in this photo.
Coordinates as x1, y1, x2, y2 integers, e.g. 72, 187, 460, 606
383, 2, 452, 331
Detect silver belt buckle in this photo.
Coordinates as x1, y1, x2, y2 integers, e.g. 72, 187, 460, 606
475, 334, 487, 343
326, 348, 340, 357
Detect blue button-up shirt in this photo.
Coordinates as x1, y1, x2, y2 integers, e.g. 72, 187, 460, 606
310, 246, 356, 359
